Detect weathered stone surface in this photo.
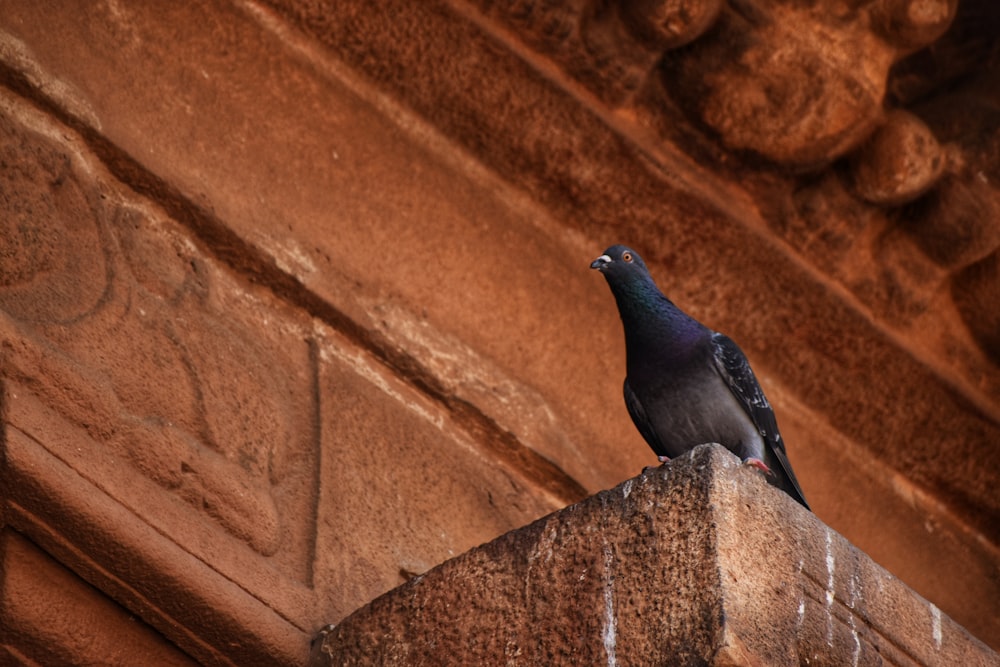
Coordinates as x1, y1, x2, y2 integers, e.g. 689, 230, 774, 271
0, 0, 998, 663
0, 530, 197, 666
0, 85, 561, 663
466, 0, 667, 105
902, 176, 1000, 270
619, 0, 724, 50
312, 445, 998, 666
952, 252, 1000, 363
910, 62, 1000, 364
660, 1, 891, 168
851, 110, 945, 206
0, 0, 636, 497
242, 0, 1000, 552
872, 0, 958, 50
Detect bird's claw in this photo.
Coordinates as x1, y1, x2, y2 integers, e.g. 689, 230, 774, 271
641, 455, 671, 474
742, 457, 773, 477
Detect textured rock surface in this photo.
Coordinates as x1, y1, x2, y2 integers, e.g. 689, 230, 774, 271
312, 446, 998, 667
0, 531, 197, 666
0, 0, 998, 664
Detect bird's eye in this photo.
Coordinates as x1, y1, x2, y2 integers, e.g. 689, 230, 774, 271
622, 251, 633, 263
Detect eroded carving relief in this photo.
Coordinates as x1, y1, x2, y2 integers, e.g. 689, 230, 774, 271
470, 0, 654, 104
0, 98, 318, 578
468, 0, 1000, 373
908, 49, 1000, 362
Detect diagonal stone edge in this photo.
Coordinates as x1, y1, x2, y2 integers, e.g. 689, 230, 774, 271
707, 447, 999, 667
313, 445, 728, 665
313, 444, 998, 666
0, 423, 310, 666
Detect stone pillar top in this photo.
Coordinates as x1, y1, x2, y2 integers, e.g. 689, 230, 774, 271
312, 444, 997, 666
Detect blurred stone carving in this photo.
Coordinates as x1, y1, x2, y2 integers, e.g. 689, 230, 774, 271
851, 109, 946, 206
660, 0, 953, 168
872, 0, 958, 50
0, 107, 317, 571
618, 0, 724, 50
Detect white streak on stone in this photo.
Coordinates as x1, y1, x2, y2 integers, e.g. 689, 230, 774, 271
621, 479, 634, 499
313, 321, 485, 475
325, 339, 444, 429
930, 603, 942, 650
371, 301, 583, 464
825, 528, 835, 647
602, 544, 618, 667
795, 558, 806, 632
848, 572, 860, 667
266, 236, 317, 276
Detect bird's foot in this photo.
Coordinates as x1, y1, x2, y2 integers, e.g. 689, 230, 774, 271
742, 457, 773, 477
312, 624, 337, 649
641, 456, 671, 474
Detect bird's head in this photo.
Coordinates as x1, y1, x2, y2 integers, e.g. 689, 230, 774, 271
590, 244, 651, 281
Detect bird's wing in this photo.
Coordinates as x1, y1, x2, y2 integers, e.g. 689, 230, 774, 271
710, 332, 809, 508
623, 377, 669, 458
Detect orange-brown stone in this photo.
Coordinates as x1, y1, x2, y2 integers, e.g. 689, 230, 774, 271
312, 446, 998, 667
0, 0, 998, 663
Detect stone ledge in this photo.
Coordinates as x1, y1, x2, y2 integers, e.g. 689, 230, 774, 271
311, 444, 996, 666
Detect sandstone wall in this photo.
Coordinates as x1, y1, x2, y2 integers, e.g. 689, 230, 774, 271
1, 0, 998, 663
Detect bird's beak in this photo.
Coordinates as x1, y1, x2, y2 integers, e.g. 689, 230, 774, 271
590, 254, 612, 271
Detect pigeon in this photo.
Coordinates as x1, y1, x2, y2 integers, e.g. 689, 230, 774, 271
591, 244, 810, 509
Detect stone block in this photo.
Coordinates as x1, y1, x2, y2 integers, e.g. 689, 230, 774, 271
0, 86, 562, 663
1, 0, 999, 660
0, 530, 197, 665
312, 445, 998, 666
0, 0, 651, 497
